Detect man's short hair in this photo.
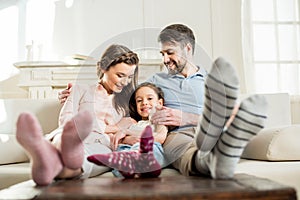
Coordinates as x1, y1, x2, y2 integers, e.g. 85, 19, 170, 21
158, 24, 196, 54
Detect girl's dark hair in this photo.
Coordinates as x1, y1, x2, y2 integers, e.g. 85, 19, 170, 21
129, 82, 164, 121
97, 44, 139, 115
158, 24, 196, 54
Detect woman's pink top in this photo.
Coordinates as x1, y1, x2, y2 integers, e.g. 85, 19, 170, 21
59, 83, 123, 144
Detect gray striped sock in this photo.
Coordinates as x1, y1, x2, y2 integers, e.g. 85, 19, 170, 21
195, 57, 239, 154
213, 95, 268, 179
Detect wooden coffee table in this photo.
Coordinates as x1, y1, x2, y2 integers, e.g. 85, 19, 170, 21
0, 174, 296, 200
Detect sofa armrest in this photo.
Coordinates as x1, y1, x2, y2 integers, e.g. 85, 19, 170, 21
242, 125, 300, 161
0, 134, 28, 165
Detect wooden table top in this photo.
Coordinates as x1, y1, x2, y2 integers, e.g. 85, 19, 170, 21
0, 173, 297, 200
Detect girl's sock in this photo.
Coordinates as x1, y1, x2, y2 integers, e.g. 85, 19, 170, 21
87, 126, 161, 178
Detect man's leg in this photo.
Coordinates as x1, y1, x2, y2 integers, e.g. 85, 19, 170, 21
195, 95, 267, 179
196, 57, 239, 154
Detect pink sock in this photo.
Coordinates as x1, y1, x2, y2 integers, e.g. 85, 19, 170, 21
61, 111, 93, 170
87, 126, 161, 178
16, 112, 63, 185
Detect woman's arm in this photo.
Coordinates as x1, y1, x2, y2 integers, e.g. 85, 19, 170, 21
105, 117, 137, 135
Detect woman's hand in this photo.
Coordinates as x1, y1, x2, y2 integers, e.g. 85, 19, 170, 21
58, 83, 72, 104
116, 117, 137, 129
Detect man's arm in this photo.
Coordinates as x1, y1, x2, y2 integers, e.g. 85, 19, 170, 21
150, 106, 200, 127
58, 83, 72, 104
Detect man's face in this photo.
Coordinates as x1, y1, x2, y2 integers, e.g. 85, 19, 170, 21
159, 42, 188, 75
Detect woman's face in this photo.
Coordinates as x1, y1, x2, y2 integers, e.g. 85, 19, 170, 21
135, 86, 163, 120
101, 63, 136, 94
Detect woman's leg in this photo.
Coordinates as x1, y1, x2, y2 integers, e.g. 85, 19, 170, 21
16, 111, 93, 185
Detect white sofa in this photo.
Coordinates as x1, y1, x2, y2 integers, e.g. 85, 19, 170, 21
0, 93, 299, 198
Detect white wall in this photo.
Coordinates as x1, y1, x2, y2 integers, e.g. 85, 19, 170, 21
0, 0, 246, 98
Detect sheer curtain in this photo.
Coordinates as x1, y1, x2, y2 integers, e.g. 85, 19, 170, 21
242, 0, 300, 95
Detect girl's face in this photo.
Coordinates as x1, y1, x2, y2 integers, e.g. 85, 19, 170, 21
135, 86, 163, 120
101, 63, 136, 94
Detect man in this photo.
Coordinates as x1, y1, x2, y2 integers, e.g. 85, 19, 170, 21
146, 24, 267, 178
59, 24, 268, 179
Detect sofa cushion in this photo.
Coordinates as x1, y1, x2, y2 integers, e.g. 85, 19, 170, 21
0, 134, 29, 164
242, 125, 300, 161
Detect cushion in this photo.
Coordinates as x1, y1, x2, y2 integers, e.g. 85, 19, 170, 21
242, 125, 300, 161
0, 134, 29, 164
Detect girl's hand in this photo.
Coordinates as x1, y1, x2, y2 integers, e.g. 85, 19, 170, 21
121, 135, 140, 146
111, 131, 126, 150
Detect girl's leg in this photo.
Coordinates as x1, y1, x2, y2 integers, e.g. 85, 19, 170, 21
87, 126, 161, 178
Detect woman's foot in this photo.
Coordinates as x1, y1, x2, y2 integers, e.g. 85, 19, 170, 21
61, 111, 93, 170
16, 112, 63, 185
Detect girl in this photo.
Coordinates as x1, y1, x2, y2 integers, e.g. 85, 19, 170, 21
88, 82, 168, 178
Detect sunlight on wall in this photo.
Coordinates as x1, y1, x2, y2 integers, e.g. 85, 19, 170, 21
26, 0, 56, 61
0, 6, 19, 81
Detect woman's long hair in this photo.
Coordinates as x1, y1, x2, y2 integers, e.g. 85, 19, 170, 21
97, 44, 139, 115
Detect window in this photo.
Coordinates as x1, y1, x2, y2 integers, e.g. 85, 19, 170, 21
242, 0, 300, 94
0, 4, 20, 81
0, 0, 55, 82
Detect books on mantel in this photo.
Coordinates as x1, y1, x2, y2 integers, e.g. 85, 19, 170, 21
72, 54, 95, 61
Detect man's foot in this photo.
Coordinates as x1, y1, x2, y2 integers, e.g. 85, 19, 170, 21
196, 57, 239, 153
212, 95, 268, 179
16, 112, 63, 185
87, 126, 161, 178
61, 111, 93, 170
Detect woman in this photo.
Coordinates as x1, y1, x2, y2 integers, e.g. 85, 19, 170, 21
16, 44, 139, 185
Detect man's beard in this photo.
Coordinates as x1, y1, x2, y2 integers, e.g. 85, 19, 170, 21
166, 60, 185, 75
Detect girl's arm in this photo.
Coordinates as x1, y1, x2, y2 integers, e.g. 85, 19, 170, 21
152, 124, 168, 144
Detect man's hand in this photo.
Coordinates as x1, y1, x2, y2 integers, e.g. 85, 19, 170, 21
150, 106, 200, 127
58, 83, 72, 104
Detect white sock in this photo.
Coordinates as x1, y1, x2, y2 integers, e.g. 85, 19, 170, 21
195, 57, 239, 154
212, 95, 268, 179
